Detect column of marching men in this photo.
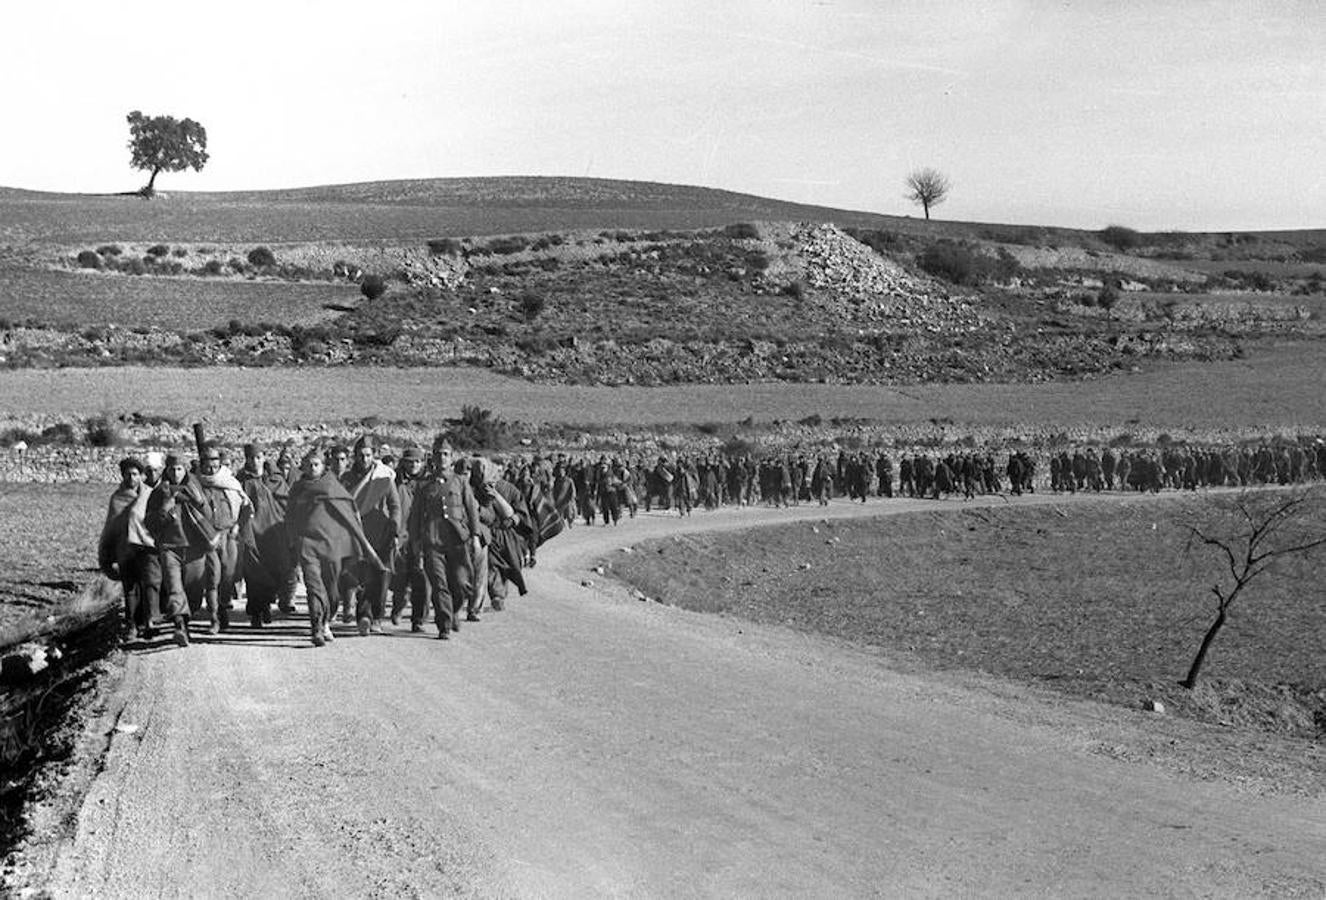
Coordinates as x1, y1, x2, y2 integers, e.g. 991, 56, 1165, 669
99, 437, 1326, 646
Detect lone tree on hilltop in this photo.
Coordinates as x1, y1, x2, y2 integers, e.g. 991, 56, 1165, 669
905, 167, 951, 220
1179, 489, 1326, 689
126, 110, 209, 197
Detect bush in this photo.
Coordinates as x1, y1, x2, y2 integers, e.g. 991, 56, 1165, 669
200, 259, 224, 276
917, 241, 977, 285
360, 274, 387, 300
84, 414, 124, 447
228, 257, 248, 274
247, 246, 277, 268
1100, 225, 1141, 252
783, 280, 807, 300
172, 247, 188, 257
0, 427, 40, 447
96, 244, 122, 257
76, 250, 102, 269
519, 292, 546, 322
1098, 281, 1119, 312
427, 238, 464, 257
848, 228, 904, 255
441, 405, 514, 451
119, 257, 147, 276
724, 223, 761, 240
147, 244, 170, 257
40, 422, 77, 444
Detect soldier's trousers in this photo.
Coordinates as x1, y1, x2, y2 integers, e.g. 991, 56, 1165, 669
297, 543, 342, 638
422, 543, 473, 634
159, 545, 218, 620
390, 547, 429, 625
116, 544, 160, 630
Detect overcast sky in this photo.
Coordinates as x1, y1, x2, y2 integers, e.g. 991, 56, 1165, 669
3, 0, 1322, 230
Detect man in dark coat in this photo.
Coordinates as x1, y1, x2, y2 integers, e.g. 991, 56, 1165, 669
240, 444, 294, 627
287, 450, 386, 647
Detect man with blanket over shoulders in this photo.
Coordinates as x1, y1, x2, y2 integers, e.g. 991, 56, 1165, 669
146, 449, 237, 643
99, 456, 156, 640
240, 442, 295, 627
341, 435, 400, 636
287, 450, 388, 647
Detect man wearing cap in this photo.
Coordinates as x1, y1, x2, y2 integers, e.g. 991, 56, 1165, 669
146, 449, 236, 643
389, 445, 430, 631
341, 435, 400, 635
408, 443, 481, 639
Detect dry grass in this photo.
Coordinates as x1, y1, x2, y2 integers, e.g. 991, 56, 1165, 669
0, 485, 105, 642
0, 339, 1321, 428
606, 493, 1326, 740
0, 266, 350, 330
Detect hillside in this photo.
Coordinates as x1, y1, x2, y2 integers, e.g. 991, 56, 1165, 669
0, 178, 1323, 385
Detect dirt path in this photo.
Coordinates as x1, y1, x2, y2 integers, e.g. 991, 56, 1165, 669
13, 495, 1326, 897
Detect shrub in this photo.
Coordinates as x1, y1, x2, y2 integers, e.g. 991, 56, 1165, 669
76, 250, 102, 269
200, 259, 224, 276
783, 280, 807, 300
0, 427, 40, 447
247, 246, 277, 268
40, 422, 77, 444
84, 414, 124, 447
519, 292, 546, 322
228, 257, 248, 273
172, 247, 188, 257
119, 257, 147, 276
440, 405, 513, 451
484, 235, 530, 256
147, 244, 170, 257
1098, 281, 1119, 312
1100, 225, 1140, 252
96, 244, 122, 257
917, 241, 977, 285
427, 238, 464, 257
360, 274, 387, 300
724, 223, 761, 240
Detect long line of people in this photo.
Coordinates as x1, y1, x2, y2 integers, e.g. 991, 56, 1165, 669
100, 438, 1326, 645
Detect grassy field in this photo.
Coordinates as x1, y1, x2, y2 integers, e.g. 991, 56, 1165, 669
0, 485, 104, 641
605, 492, 1326, 740
0, 339, 1321, 429
0, 267, 351, 330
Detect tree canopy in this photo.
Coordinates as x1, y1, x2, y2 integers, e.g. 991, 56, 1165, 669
126, 110, 209, 196
905, 168, 951, 220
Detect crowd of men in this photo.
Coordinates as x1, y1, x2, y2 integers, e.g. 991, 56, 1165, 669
98, 438, 553, 649
99, 437, 1326, 646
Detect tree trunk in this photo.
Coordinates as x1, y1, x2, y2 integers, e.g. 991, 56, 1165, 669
1181, 607, 1226, 688
922, 202, 930, 220
142, 167, 161, 197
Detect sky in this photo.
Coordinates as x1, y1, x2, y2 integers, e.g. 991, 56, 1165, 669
2, 0, 1322, 231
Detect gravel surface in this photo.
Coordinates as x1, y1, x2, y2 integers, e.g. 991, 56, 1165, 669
7, 496, 1325, 897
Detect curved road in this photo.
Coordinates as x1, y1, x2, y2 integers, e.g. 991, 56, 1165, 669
17, 496, 1326, 897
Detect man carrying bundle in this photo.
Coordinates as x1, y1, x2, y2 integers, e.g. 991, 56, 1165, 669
286, 450, 387, 647
341, 435, 400, 636
146, 449, 236, 644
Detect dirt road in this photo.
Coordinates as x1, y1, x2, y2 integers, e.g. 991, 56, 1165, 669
13, 496, 1326, 897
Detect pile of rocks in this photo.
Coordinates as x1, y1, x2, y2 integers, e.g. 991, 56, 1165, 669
785, 224, 984, 333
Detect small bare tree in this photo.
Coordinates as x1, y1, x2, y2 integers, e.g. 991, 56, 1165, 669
1180, 489, 1326, 689
905, 168, 951, 220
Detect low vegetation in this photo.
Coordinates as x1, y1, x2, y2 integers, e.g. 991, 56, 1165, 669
606, 496, 1326, 741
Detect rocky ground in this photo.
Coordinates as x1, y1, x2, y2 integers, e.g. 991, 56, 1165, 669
3, 221, 1320, 383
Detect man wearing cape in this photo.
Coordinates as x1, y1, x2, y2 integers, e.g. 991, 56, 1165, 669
287, 451, 388, 647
